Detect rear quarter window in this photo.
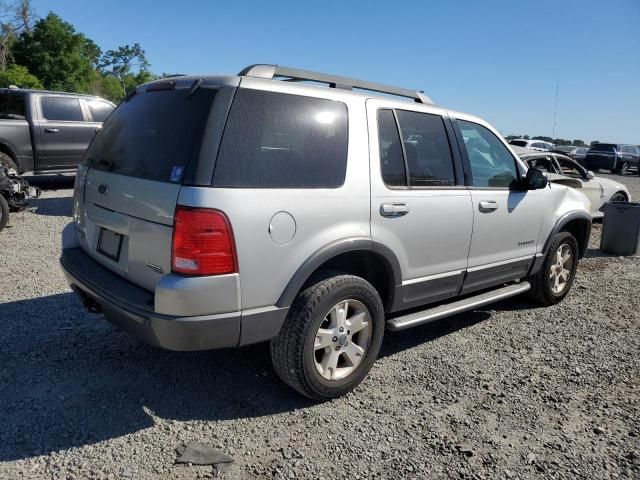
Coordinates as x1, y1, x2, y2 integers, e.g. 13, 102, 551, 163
213, 89, 348, 188
0, 92, 26, 120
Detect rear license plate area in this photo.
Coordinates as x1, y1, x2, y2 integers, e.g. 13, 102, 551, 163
97, 228, 123, 261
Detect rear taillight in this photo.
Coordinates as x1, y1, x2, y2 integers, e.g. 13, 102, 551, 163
171, 206, 237, 276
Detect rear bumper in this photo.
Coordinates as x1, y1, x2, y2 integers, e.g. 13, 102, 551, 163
60, 247, 287, 351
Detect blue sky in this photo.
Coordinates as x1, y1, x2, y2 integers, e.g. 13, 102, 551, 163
32, 0, 640, 144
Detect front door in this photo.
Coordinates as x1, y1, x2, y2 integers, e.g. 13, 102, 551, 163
368, 100, 473, 311
454, 118, 544, 294
34, 95, 96, 170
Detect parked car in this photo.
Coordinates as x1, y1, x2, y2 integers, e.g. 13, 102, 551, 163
60, 65, 592, 400
516, 148, 630, 218
0, 87, 115, 174
508, 139, 554, 151
552, 146, 588, 165
584, 143, 640, 175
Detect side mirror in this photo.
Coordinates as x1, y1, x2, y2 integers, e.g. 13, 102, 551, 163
524, 167, 548, 190
586, 170, 595, 179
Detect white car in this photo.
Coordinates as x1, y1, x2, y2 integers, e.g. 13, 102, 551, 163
516, 149, 630, 218
509, 138, 554, 151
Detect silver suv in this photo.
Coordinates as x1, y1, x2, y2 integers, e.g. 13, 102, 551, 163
61, 65, 592, 400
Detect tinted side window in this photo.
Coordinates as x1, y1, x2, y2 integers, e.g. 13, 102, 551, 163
86, 100, 114, 122
377, 109, 406, 187
396, 110, 455, 187
0, 92, 26, 119
214, 89, 348, 188
458, 120, 519, 188
41, 97, 83, 122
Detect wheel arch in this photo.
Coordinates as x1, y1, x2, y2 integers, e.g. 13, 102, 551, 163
0, 143, 19, 169
547, 211, 592, 259
275, 238, 401, 312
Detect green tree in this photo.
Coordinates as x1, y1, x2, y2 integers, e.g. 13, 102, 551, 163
0, 62, 41, 87
0, 0, 37, 70
12, 13, 97, 92
572, 139, 585, 146
590, 140, 599, 146
99, 43, 150, 95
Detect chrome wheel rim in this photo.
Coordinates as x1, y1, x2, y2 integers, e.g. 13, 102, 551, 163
549, 244, 573, 294
610, 193, 626, 202
313, 299, 372, 381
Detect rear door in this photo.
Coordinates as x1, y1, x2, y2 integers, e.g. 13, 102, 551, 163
367, 99, 473, 310
454, 118, 545, 294
34, 95, 96, 169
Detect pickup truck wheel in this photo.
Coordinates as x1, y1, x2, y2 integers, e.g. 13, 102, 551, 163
0, 152, 18, 172
616, 161, 629, 175
270, 273, 385, 400
0, 195, 9, 231
528, 231, 579, 306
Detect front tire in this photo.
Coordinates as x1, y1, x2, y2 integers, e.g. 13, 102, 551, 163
270, 273, 385, 400
0, 152, 18, 173
528, 231, 579, 306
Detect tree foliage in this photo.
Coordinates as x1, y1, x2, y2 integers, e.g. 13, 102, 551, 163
99, 43, 150, 96
0, 62, 41, 87
0, 0, 37, 70
12, 13, 97, 92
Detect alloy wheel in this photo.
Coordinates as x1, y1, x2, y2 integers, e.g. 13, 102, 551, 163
549, 244, 573, 294
313, 299, 372, 381
610, 192, 627, 202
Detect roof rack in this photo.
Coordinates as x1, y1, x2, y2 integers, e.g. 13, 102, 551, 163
238, 64, 433, 105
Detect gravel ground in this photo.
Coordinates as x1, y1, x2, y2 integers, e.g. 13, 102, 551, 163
1, 174, 639, 480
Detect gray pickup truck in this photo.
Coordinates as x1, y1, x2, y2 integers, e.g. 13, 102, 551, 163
0, 87, 115, 173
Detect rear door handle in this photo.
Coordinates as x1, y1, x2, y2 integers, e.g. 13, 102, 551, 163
380, 203, 409, 217
478, 200, 498, 212
44, 128, 59, 133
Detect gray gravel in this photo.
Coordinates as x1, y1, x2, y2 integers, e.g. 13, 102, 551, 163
1, 174, 639, 480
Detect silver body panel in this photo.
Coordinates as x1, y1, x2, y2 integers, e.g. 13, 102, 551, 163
63, 71, 592, 350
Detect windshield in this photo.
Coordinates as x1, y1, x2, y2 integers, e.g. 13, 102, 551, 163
590, 144, 617, 152
86, 87, 217, 183
0, 92, 26, 120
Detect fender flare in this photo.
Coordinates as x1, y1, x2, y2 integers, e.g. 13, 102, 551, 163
275, 237, 402, 308
531, 211, 592, 276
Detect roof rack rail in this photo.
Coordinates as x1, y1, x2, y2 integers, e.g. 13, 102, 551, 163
238, 64, 433, 105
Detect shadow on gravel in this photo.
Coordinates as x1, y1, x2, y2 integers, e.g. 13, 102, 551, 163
30, 196, 72, 217
0, 292, 312, 463
24, 175, 75, 191
0, 292, 541, 462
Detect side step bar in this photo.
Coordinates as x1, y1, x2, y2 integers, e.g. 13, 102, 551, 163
386, 282, 531, 331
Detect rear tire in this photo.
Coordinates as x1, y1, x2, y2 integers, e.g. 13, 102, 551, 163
615, 161, 629, 175
270, 272, 385, 400
0, 195, 9, 231
0, 152, 18, 173
528, 231, 579, 306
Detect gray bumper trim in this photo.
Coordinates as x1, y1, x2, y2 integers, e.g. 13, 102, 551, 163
60, 248, 287, 351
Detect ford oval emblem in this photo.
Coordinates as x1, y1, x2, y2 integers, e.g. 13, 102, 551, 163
98, 184, 109, 195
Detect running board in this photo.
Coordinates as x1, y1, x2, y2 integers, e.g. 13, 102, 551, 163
386, 282, 531, 331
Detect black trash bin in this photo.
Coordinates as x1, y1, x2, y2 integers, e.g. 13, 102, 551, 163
600, 202, 640, 256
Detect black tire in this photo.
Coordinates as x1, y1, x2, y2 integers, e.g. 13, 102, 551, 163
609, 191, 628, 203
528, 231, 579, 306
0, 152, 18, 172
0, 195, 9, 231
615, 161, 629, 175
270, 272, 385, 400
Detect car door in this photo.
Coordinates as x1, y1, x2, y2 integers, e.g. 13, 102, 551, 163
367, 100, 473, 311
34, 95, 97, 169
454, 118, 545, 294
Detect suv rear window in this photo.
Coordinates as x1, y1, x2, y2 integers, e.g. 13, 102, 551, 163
213, 89, 348, 188
590, 143, 617, 152
86, 88, 217, 182
509, 140, 528, 147
0, 92, 25, 120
